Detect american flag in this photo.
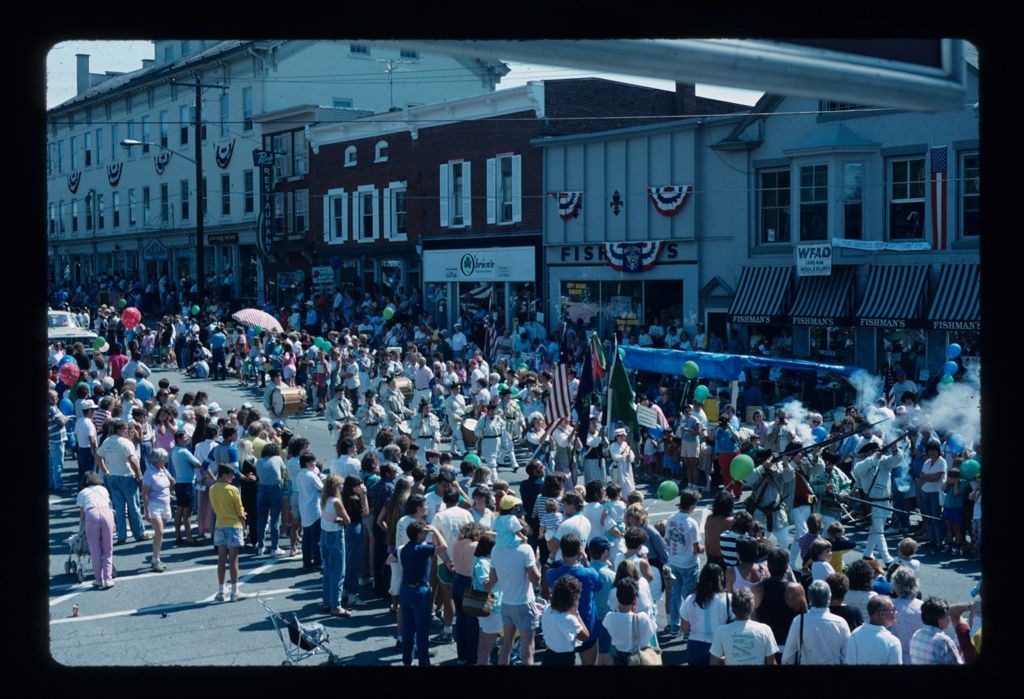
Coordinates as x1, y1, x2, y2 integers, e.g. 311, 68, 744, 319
930, 146, 948, 250
545, 363, 573, 426
484, 318, 499, 362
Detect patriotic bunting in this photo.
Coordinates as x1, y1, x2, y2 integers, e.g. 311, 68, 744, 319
67, 172, 81, 194
216, 139, 236, 169
154, 152, 172, 176
929, 146, 948, 251
545, 363, 573, 426
551, 192, 583, 220
604, 241, 663, 273
647, 184, 692, 217
107, 162, 123, 187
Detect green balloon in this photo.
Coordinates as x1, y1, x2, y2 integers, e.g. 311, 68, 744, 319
191, 305, 200, 316
694, 385, 710, 402
383, 307, 395, 320
119, 299, 127, 309
961, 459, 981, 480
940, 374, 955, 385
618, 347, 626, 360
730, 453, 755, 482
316, 336, 325, 346
463, 453, 481, 467
322, 341, 332, 352
658, 480, 680, 502
683, 361, 699, 380
92, 337, 105, 350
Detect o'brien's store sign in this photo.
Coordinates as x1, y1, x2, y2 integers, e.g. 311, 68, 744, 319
423, 246, 535, 283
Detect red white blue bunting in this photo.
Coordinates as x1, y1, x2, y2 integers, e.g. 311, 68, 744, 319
216, 139, 236, 169
67, 172, 81, 194
107, 162, 123, 188
154, 152, 172, 176
551, 191, 583, 220
647, 184, 692, 217
604, 241, 663, 273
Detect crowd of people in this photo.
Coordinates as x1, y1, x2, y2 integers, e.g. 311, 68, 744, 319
48, 281, 982, 667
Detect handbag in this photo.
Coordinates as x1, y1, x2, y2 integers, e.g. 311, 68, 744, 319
626, 613, 663, 666
462, 587, 495, 618
794, 612, 805, 666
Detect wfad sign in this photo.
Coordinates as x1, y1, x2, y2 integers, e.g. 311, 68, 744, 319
795, 243, 832, 277
423, 246, 535, 283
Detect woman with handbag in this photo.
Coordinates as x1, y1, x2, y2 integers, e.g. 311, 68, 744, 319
603, 578, 659, 666
470, 532, 503, 665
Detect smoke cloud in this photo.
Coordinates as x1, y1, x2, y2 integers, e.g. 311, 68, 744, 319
917, 363, 982, 448
780, 399, 815, 445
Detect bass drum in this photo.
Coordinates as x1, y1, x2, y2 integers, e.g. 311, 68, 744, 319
271, 386, 307, 417
377, 376, 413, 404
461, 417, 479, 448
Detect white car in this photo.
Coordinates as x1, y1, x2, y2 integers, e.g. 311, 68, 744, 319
48, 310, 98, 349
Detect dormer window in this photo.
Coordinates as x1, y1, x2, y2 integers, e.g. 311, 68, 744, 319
375, 140, 388, 162
345, 145, 357, 167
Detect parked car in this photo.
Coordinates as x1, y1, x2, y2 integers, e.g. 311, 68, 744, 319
48, 310, 98, 349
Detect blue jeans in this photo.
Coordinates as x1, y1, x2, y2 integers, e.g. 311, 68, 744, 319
921, 491, 944, 546
303, 520, 322, 568
452, 573, 479, 664
667, 564, 699, 627
211, 348, 226, 380
400, 584, 432, 666
320, 529, 345, 609
687, 639, 712, 666
49, 441, 65, 490
107, 474, 146, 541
256, 485, 283, 551
343, 522, 363, 598
77, 447, 95, 484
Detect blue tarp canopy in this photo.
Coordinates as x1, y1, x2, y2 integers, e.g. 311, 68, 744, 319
620, 347, 863, 381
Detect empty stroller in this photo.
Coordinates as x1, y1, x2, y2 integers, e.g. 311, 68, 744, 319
64, 516, 117, 584
258, 594, 343, 666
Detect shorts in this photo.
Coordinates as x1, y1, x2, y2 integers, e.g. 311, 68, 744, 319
680, 441, 698, 459
943, 507, 963, 525
148, 501, 173, 522
666, 457, 682, 475
213, 527, 244, 549
597, 623, 612, 654
477, 606, 504, 634
289, 493, 300, 516
389, 559, 403, 596
500, 602, 542, 632
174, 483, 194, 506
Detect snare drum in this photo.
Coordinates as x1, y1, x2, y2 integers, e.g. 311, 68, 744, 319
271, 386, 306, 417
462, 417, 478, 448
396, 420, 412, 436
378, 375, 413, 404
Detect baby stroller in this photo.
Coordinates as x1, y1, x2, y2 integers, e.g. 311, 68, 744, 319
258, 594, 343, 666
64, 517, 117, 584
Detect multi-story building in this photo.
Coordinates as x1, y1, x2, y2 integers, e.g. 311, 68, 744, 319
536, 49, 979, 383
46, 40, 509, 302
299, 79, 745, 326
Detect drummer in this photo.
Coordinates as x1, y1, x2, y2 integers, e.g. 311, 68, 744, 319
263, 369, 287, 425
443, 382, 467, 458
497, 386, 525, 474
357, 389, 387, 452
474, 400, 504, 480
382, 374, 413, 429
326, 385, 354, 433
410, 398, 442, 467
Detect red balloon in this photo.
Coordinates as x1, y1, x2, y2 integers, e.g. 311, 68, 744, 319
59, 361, 80, 386
122, 307, 141, 329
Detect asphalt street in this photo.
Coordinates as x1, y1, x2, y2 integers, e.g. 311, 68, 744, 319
47, 367, 982, 667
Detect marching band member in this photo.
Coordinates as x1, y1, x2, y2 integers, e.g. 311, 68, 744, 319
552, 420, 579, 486
409, 399, 441, 467
525, 412, 550, 466
497, 387, 525, 474
742, 447, 796, 552
785, 442, 826, 566
608, 427, 636, 499
474, 401, 504, 481
381, 375, 413, 429
582, 417, 608, 485
325, 385, 354, 433
357, 390, 387, 451
443, 382, 468, 458
852, 440, 904, 565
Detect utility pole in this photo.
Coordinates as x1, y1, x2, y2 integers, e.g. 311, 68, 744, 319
194, 77, 205, 301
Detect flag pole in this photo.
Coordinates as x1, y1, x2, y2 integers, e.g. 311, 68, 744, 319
605, 336, 617, 441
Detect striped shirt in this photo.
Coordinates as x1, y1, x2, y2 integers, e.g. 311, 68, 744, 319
92, 409, 111, 433
719, 529, 741, 568
48, 405, 67, 443
909, 625, 963, 665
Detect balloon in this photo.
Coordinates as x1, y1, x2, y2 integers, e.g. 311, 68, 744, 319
315, 336, 325, 347
58, 355, 75, 367
60, 291, 69, 300
940, 374, 955, 385
961, 459, 981, 480
658, 480, 680, 502
322, 341, 332, 352
729, 453, 755, 482
191, 305, 201, 316
119, 299, 127, 309
463, 453, 481, 467
946, 433, 964, 454
382, 307, 395, 320
121, 307, 141, 329
694, 385, 710, 403
273, 346, 283, 355
683, 361, 699, 380
618, 347, 626, 360
947, 343, 962, 360
943, 361, 958, 377
518, 363, 529, 372
59, 398, 74, 416
93, 337, 106, 350
648, 426, 664, 441
59, 362, 80, 386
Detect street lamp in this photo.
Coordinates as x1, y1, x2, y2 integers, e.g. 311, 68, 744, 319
122, 137, 205, 301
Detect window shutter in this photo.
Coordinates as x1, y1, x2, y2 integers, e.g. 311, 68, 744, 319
341, 190, 349, 242
512, 154, 523, 223
439, 163, 449, 227
323, 192, 331, 244
372, 188, 381, 240
383, 186, 392, 240
352, 189, 360, 240
486, 157, 496, 224
463, 161, 472, 227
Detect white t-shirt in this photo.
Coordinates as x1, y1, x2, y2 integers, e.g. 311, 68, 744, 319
811, 560, 836, 581
607, 576, 654, 614
296, 469, 324, 527
920, 456, 947, 494
541, 607, 583, 653
432, 506, 474, 559
665, 511, 701, 569
710, 619, 779, 665
491, 543, 537, 606
98, 436, 136, 477
553, 513, 592, 564
76, 485, 111, 511
424, 491, 446, 524
329, 455, 361, 482
602, 610, 657, 653
75, 416, 97, 450
581, 502, 605, 537
681, 592, 731, 643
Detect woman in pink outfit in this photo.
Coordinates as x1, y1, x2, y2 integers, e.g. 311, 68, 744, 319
76, 471, 116, 588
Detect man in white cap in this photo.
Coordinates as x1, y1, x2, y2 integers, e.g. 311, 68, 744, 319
852, 440, 904, 564
443, 382, 468, 457
410, 399, 442, 467
451, 323, 468, 359
608, 427, 636, 498
325, 385, 354, 433
474, 401, 504, 479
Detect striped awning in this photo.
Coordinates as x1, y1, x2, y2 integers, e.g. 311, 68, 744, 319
790, 266, 857, 327
927, 263, 980, 331
856, 265, 929, 329
728, 266, 794, 324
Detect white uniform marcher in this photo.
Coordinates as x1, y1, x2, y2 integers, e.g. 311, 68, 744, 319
410, 410, 441, 466
356, 399, 387, 452
608, 432, 636, 499
743, 459, 796, 552
788, 453, 826, 566
474, 411, 504, 479
852, 445, 904, 564
444, 390, 467, 456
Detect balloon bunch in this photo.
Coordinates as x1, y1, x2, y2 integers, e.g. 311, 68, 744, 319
938, 343, 961, 391
314, 336, 333, 353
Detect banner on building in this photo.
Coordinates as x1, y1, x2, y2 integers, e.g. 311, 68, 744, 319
107, 162, 123, 187
253, 149, 276, 262
831, 238, 932, 252
312, 266, 334, 293
647, 185, 692, 217
154, 152, 172, 176
216, 139, 236, 169
604, 241, 663, 273
550, 192, 583, 220
67, 172, 81, 194
795, 243, 833, 277
423, 246, 535, 283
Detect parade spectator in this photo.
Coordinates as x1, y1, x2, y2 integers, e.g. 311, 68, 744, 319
844, 595, 902, 665
781, 580, 850, 665
709, 587, 777, 665
77, 472, 115, 589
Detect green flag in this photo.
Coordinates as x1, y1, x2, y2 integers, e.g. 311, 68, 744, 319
607, 349, 637, 430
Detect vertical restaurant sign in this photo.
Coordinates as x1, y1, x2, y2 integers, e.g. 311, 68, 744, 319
253, 149, 276, 262
795, 243, 832, 277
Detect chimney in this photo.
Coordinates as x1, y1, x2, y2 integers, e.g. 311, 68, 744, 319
674, 82, 698, 116
142, 59, 154, 70
76, 54, 90, 95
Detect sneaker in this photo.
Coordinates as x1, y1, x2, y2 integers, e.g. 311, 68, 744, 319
664, 625, 680, 638
230, 589, 248, 602
151, 561, 167, 573
103, 580, 115, 589
254, 548, 267, 558
942, 544, 953, 554
92, 580, 104, 589
136, 533, 154, 542
952, 547, 962, 557
215, 590, 226, 602
271, 548, 287, 557
432, 632, 453, 644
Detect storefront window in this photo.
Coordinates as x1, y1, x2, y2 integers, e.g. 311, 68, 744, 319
239, 246, 258, 299
337, 259, 359, 291
950, 330, 980, 365
380, 258, 403, 293
810, 326, 855, 366
458, 282, 496, 326
425, 283, 449, 327
560, 280, 600, 333
878, 327, 926, 378
603, 280, 643, 342
509, 282, 537, 329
